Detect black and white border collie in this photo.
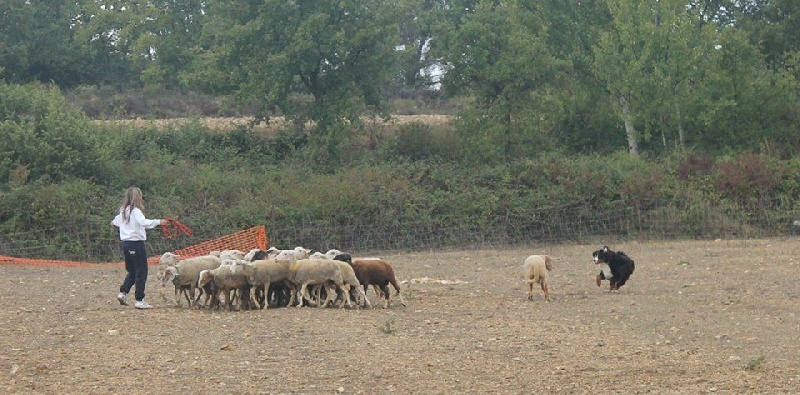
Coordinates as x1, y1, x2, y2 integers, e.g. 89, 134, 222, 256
592, 246, 635, 291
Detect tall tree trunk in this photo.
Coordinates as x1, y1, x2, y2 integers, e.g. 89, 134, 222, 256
619, 94, 639, 156
676, 103, 686, 152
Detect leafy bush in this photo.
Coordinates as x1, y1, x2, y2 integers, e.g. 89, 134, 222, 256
0, 81, 108, 184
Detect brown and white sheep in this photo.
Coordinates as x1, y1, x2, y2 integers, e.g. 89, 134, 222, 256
523, 255, 553, 301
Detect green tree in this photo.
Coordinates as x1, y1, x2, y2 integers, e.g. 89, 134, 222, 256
123, 0, 207, 87
187, 0, 399, 164
395, 0, 447, 90
71, 0, 142, 87
536, 0, 621, 154
0, 81, 106, 184
0, 0, 90, 87
700, 27, 798, 152
592, 0, 723, 155
435, 0, 565, 162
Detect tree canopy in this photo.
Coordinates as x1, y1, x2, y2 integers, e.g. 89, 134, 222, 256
0, 0, 797, 158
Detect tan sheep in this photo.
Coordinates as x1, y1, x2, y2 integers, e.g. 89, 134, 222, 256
523, 255, 553, 301
288, 259, 346, 308
159, 254, 222, 308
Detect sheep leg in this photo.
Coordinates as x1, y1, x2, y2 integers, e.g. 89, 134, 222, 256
541, 280, 550, 301
312, 284, 322, 307
186, 287, 196, 307
380, 284, 390, 308
320, 283, 340, 308
356, 287, 371, 309
527, 279, 534, 301
264, 281, 276, 310
336, 284, 352, 309
390, 279, 407, 307
255, 285, 265, 309
288, 285, 299, 307
224, 289, 234, 311
192, 287, 202, 307
298, 283, 311, 307
283, 280, 297, 307
174, 285, 182, 307
300, 283, 322, 307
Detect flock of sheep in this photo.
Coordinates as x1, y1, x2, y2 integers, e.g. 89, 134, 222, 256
157, 247, 407, 311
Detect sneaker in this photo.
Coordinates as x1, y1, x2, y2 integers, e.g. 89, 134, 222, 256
117, 292, 129, 306
134, 300, 153, 309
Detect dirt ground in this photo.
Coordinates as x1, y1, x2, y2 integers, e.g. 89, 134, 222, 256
1, 238, 799, 394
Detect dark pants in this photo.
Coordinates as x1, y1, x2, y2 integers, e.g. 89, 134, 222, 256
119, 240, 148, 301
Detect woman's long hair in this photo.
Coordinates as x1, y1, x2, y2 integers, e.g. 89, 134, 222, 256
119, 187, 146, 223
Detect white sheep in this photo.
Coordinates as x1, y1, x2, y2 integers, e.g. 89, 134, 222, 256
244, 248, 269, 262
248, 259, 299, 307
239, 260, 277, 309
266, 246, 311, 260
160, 254, 222, 308
324, 249, 344, 259
332, 260, 370, 309
198, 264, 252, 310
523, 255, 553, 301
219, 249, 245, 261
308, 251, 328, 260
288, 259, 348, 308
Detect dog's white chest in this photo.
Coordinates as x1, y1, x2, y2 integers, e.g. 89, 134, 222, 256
600, 263, 612, 278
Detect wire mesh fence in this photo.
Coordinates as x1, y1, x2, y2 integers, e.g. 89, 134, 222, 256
3, 197, 795, 264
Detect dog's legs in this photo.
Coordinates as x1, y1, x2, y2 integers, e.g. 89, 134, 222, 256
596, 271, 606, 287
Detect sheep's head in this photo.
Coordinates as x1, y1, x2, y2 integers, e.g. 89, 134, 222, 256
275, 251, 299, 262
244, 248, 268, 262
333, 253, 352, 264
197, 270, 214, 288
159, 252, 180, 266
161, 266, 179, 287
265, 247, 279, 258
544, 255, 553, 271
219, 249, 245, 261
324, 249, 343, 260
294, 246, 311, 258
309, 251, 327, 260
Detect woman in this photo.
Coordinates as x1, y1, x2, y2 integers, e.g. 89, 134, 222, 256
111, 187, 167, 309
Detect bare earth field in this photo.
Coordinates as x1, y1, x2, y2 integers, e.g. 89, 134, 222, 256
2, 238, 799, 394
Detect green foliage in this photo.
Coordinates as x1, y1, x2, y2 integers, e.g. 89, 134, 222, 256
381, 316, 397, 334
0, 81, 108, 184
437, 1, 567, 162
188, 0, 400, 164
744, 356, 766, 371
387, 122, 458, 161
0, 179, 113, 259
0, 1, 90, 87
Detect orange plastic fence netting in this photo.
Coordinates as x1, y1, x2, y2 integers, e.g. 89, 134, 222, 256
0, 226, 268, 268
145, 225, 268, 265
